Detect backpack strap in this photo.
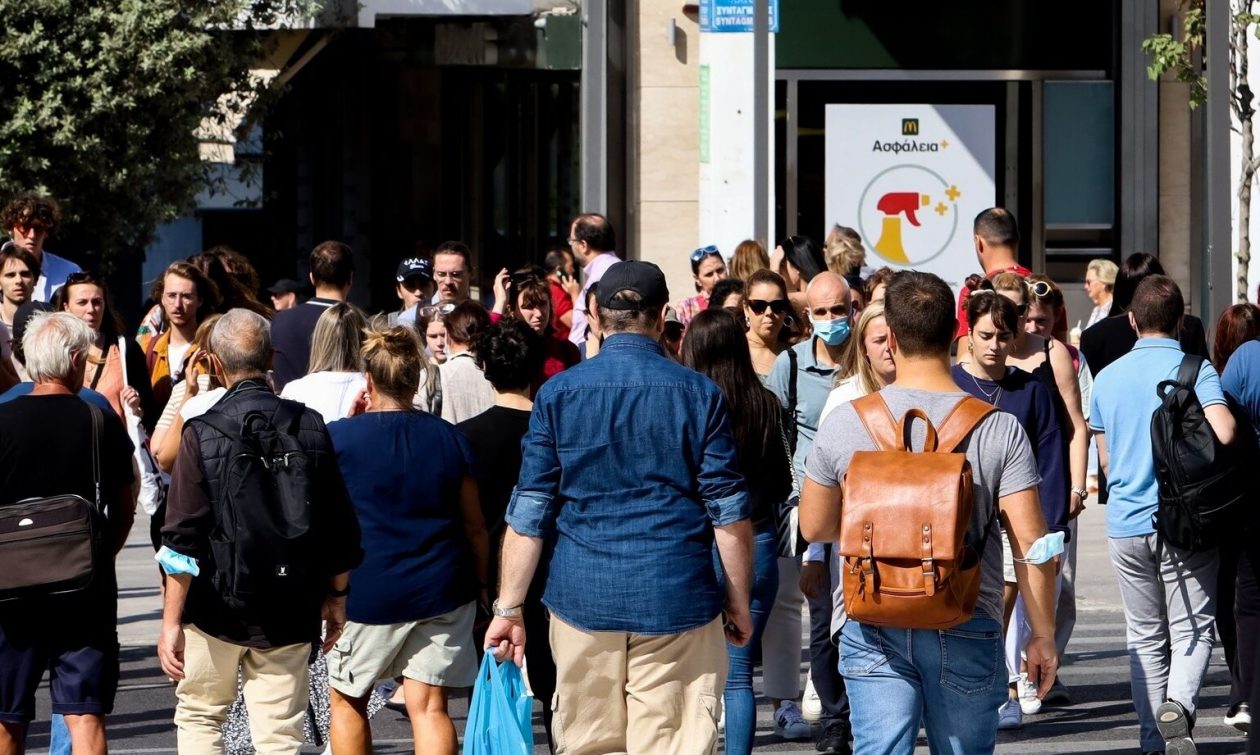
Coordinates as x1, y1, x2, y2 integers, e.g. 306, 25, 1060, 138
1176, 353, 1203, 389
192, 410, 244, 445
935, 397, 997, 452
852, 393, 899, 450
787, 347, 798, 420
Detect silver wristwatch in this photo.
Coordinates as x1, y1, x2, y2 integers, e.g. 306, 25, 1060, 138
1071, 487, 1089, 502
492, 599, 524, 619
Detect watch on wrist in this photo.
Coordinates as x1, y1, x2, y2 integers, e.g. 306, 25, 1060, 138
327, 584, 351, 598
492, 599, 524, 619
1071, 487, 1089, 502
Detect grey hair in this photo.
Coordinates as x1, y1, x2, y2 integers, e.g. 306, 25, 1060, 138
23, 312, 93, 383
210, 308, 272, 377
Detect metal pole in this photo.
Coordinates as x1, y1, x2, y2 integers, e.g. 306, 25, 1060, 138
753, 0, 769, 244
1204, 0, 1231, 320
580, 0, 608, 214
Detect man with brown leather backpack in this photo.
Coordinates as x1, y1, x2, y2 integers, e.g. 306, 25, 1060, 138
800, 271, 1058, 755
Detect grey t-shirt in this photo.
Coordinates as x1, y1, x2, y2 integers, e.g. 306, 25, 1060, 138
804, 386, 1040, 631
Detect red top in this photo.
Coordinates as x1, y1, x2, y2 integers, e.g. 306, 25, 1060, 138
549, 279, 574, 342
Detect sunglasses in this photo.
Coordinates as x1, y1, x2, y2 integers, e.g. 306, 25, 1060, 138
510, 271, 542, 286
417, 301, 457, 319
747, 298, 790, 316
690, 245, 721, 264
1027, 280, 1053, 298
810, 304, 850, 319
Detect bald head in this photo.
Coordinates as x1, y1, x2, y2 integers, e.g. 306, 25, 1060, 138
806, 271, 850, 309
211, 308, 272, 382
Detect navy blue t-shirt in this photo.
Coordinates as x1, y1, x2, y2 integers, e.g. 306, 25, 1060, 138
952, 364, 1069, 537
327, 410, 477, 624
0, 382, 113, 410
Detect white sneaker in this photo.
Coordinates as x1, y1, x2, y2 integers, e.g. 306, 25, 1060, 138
1017, 674, 1043, 715
802, 678, 822, 722
997, 699, 1023, 730
774, 701, 812, 740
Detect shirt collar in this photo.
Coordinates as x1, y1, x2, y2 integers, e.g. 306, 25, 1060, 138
1133, 336, 1180, 350
601, 332, 665, 355
798, 338, 837, 374
583, 252, 619, 275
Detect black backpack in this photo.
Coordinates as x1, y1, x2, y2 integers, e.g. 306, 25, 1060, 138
191, 401, 316, 610
1150, 354, 1256, 550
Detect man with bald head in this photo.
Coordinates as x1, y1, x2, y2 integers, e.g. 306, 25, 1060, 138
766, 271, 853, 752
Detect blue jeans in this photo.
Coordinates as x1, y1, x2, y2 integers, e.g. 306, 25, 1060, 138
839, 614, 1007, 755
719, 525, 780, 755
49, 714, 71, 754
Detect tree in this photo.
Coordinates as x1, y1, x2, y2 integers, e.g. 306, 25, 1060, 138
1144, 0, 1260, 303
0, 0, 318, 268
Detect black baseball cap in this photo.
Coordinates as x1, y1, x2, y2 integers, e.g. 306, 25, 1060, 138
596, 261, 669, 311
396, 257, 433, 284
267, 278, 304, 295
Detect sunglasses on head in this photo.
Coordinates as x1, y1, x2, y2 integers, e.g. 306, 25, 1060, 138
810, 304, 849, 319
747, 298, 790, 316
690, 245, 721, 264
64, 271, 103, 287
1027, 280, 1053, 298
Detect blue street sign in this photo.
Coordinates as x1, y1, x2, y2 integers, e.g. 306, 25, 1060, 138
699, 0, 779, 34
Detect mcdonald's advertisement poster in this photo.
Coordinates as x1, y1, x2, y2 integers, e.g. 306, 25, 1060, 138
825, 104, 996, 290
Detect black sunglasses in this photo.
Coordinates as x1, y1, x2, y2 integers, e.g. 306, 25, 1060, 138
747, 298, 790, 316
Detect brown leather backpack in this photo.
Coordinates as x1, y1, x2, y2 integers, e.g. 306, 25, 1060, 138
839, 394, 995, 629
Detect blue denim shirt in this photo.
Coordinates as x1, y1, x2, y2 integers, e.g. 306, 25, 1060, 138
505, 333, 750, 634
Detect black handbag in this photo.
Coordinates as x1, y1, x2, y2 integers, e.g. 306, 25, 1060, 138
0, 404, 104, 602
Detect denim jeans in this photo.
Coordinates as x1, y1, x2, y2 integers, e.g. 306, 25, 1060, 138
718, 525, 780, 755
839, 614, 1007, 755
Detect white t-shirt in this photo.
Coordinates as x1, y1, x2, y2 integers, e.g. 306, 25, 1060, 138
180, 387, 227, 421
280, 371, 367, 425
167, 342, 192, 383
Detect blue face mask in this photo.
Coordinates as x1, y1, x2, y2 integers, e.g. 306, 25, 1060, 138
810, 317, 851, 346
1011, 531, 1066, 565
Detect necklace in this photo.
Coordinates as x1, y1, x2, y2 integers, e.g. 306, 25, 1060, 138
967, 368, 1003, 405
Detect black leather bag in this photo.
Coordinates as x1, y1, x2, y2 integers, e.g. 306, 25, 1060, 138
0, 404, 104, 602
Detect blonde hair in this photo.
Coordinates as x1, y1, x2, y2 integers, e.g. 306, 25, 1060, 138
361, 324, 424, 405
825, 225, 866, 277
989, 271, 1027, 306
835, 301, 888, 396
1087, 258, 1118, 289
308, 303, 367, 373
729, 239, 769, 281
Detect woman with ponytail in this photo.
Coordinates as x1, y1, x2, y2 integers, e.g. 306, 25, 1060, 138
325, 324, 489, 755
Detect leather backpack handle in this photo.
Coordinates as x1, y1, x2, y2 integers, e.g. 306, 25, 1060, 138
897, 408, 938, 452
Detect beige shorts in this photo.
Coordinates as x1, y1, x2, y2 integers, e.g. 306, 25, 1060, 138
327, 601, 477, 698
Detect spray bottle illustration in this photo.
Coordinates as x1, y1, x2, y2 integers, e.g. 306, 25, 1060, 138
873, 192, 931, 264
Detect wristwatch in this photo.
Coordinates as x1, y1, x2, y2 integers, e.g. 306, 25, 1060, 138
327, 584, 351, 598
1071, 487, 1089, 502
492, 599, 524, 619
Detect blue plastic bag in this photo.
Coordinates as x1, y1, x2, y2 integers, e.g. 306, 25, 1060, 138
464, 652, 535, 754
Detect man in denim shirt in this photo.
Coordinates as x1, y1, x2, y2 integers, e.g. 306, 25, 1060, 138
486, 260, 753, 754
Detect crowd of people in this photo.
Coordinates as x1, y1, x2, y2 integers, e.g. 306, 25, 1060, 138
0, 189, 1257, 755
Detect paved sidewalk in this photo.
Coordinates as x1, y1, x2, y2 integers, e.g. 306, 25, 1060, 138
19, 504, 1249, 753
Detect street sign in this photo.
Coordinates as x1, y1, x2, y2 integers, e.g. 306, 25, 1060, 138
699, 0, 779, 33
824, 104, 996, 291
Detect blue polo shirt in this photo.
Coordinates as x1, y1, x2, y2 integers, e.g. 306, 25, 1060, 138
1089, 337, 1226, 538
767, 337, 838, 484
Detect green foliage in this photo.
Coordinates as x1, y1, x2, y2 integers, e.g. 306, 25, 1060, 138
1141, 0, 1207, 108
0, 0, 318, 265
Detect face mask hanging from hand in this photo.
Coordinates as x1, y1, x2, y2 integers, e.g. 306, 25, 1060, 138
1011, 530, 1066, 565
810, 317, 851, 347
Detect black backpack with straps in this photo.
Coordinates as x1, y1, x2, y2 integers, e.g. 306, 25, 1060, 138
1150, 354, 1257, 551
190, 401, 317, 610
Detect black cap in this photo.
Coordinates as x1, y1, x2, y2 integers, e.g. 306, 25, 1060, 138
596, 261, 669, 311
396, 257, 433, 284
267, 278, 303, 295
